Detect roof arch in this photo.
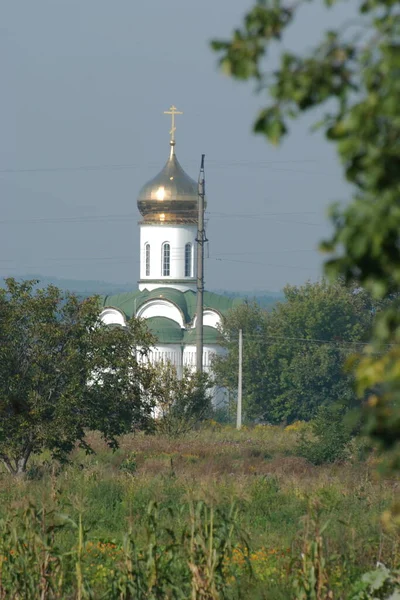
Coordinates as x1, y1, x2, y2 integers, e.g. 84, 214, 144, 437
137, 298, 185, 328
99, 307, 127, 327
192, 309, 221, 329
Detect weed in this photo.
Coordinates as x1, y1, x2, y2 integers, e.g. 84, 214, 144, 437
0, 427, 396, 598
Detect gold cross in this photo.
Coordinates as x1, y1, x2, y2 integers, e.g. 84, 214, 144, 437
164, 105, 183, 143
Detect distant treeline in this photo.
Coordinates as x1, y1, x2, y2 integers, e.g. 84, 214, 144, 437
0, 275, 284, 308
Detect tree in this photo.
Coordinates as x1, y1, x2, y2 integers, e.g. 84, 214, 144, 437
211, 1, 400, 451
0, 278, 155, 475
213, 281, 374, 423
212, 301, 270, 421
148, 362, 212, 437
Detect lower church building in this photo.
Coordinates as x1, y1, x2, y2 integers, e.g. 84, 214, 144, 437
99, 107, 241, 404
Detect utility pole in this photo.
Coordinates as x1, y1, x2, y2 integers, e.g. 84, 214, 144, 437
196, 154, 206, 373
236, 328, 243, 430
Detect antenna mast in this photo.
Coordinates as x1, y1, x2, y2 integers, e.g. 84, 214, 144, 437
196, 154, 206, 373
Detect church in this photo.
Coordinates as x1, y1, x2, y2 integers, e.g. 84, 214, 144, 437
99, 106, 241, 400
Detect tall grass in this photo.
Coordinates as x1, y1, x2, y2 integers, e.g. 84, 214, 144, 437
0, 425, 398, 598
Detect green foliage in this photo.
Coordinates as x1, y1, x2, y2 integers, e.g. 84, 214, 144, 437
213, 300, 269, 422
297, 402, 358, 465
0, 505, 66, 598
187, 502, 242, 599
149, 363, 212, 437
86, 479, 125, 530
110, 502, 189, 599
0, 428, 396, 598
292, 503, 333, 600
0, 278, 155, 474
0, 500, 241, 600
211, 0, 400, 461
350, 565, 400, 599
119, 452, 138, 475
212, 405, 234, 425
214, 281, 374, 423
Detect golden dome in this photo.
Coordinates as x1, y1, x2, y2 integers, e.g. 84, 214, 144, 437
137, 142, 199, 224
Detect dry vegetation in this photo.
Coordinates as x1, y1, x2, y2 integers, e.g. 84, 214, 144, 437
0, 425, 398, 598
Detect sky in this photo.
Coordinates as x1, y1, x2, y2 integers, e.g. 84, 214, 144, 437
1, 0, 356, 292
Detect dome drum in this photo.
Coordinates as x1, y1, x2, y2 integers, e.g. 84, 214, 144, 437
138, 200, 198, 224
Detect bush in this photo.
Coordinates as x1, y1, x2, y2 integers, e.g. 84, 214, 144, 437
119, 453, 137, 476
297, 403, 358, 465
150, 365, 212, 437
349, 565, 400, 599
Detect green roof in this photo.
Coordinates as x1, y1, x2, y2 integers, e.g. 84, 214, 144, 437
100, 287, 243, 345
144, 319, 221, 345
101, 287, 242, 325
183, 326, 222, 345
146, 317, 183, 343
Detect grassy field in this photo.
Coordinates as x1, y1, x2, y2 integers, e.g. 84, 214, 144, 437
0, 425, 398, 599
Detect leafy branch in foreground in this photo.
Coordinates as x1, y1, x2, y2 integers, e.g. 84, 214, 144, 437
212, 0, 400, 462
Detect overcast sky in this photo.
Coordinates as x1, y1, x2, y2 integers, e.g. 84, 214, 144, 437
2, 0, 355, 292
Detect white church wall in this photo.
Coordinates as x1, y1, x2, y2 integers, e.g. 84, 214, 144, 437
139, 223, 197, 288
183, 344, 222, 372
136, 299, 185, 327
192, 310, 221, 329
183, 344, 227, 408
99, 307, 126, 327
139, 282, 195, 293
147, 344, 182, 367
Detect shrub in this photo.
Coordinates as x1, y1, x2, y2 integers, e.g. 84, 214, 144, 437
150, 364, 212, 437
285, 421, 309, 433
297, 403, 357, 465
349, 565, 400, 599
119, 452, 137, 476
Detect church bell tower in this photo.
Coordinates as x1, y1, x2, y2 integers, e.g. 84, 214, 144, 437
137, 106, 201, 292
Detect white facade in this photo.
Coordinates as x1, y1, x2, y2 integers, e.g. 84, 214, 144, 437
193, 310, 221, 329
100, 307, 127, 327
147, 344, 183, 376
136, 299, 185, 328
139, 223, 197, 291
183, 344, 218, 373
98, 131, 233, 407
145, 342, 221, 380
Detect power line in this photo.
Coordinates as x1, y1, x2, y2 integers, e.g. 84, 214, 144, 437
0, 255, 319, 272
211, 212, 322, 223
0, 247, 316, 265
210, 257, 318, 271
222, 332, 373, 347
0, 210, 323, 226
0, 158, 336, 176
212, 249, 315, 256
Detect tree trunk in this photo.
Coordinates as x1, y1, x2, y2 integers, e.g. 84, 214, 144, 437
16, 452, 31, 475
1, 446, 32, 476
0, 454, 15, 475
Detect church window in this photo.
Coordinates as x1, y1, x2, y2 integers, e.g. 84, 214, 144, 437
185, 243, 192, 277
162, 243, 170, 276
145, 243, 150, 276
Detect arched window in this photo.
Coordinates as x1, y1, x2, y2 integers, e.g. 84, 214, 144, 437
145, 243, 150, 276
185, 243, 192, 277
162, 243, 170, 276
